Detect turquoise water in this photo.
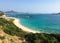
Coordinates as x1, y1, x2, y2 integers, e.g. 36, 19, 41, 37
19, 14, 60, 34
8, 14, 60, 34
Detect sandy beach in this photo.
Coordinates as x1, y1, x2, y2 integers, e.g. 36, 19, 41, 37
13, 18, 40, 33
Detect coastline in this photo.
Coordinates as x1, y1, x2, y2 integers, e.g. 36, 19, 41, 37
13, 18, 40, 33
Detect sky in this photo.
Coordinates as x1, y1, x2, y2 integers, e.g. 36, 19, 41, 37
0, 0, 60, 13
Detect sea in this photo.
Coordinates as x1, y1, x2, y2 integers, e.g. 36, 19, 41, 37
7, 14, 60, 34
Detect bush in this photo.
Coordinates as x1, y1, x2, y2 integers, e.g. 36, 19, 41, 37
0, 36, 5, 40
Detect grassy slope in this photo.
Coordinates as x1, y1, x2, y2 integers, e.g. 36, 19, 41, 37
0, 18, 60, 43
0, 27, 25, 43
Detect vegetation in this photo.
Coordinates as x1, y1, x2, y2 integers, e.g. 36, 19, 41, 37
0, 16, 60, 43
25, 33, 60, 43
0, 18, 27, 37
0, 36, 5, 40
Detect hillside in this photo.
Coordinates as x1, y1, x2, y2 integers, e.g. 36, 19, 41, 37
0, 26, 25, 43
0, 18, 27, 43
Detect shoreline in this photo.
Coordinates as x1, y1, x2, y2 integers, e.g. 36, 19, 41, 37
13, 18, 40, 33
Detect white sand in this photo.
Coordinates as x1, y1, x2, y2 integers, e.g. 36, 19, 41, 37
13, 18, 40, 33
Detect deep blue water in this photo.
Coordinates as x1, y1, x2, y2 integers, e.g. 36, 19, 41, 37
7, 14, 60, 34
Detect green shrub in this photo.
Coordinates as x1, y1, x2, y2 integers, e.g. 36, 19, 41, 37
0, 36, 5, 40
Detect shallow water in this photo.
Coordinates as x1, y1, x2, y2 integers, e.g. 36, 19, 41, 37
7, 14, 60, 34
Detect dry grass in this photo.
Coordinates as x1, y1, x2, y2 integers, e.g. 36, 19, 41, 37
0, 27, 26, 43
